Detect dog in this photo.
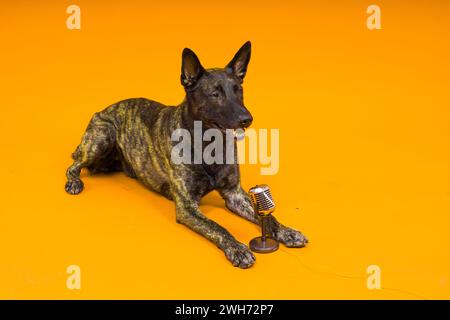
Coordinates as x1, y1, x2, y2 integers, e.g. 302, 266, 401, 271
65, 41, 308, 268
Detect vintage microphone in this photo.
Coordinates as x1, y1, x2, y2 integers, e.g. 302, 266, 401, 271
248, 185, 279, 253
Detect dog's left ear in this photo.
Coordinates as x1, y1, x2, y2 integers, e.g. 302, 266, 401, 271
226, 41, 252, 82
181, 48, 206, 89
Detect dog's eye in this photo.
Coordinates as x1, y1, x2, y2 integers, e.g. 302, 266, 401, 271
210, 85, 223, 98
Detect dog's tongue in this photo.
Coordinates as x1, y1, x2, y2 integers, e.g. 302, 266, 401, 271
233, 128, 246, 141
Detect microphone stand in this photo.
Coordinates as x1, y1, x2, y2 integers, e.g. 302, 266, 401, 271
250, 213, 279, 254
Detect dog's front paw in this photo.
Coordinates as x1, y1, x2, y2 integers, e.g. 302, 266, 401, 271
224, 242, 256, 269
65, 179, 84, 195
274, 226, 308, 248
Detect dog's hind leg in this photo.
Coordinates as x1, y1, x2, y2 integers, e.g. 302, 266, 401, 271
219, 185, 309, 248
65, 121, 116, 195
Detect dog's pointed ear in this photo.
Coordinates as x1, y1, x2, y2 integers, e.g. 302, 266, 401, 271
226, 41, 251, 82
181, 48, 206, 88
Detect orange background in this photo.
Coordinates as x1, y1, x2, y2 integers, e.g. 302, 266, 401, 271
1, 0, 449, 299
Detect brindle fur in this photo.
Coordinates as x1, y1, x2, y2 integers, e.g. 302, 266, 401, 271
65, 42, 307, 268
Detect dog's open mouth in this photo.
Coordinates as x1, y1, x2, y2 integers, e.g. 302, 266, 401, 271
233, 128, 246, 141
210, 122, 246, 141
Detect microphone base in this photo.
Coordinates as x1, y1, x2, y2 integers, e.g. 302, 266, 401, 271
249, 237, 279, 254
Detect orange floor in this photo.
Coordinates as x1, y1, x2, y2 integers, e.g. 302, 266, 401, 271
1, 1, 449, 299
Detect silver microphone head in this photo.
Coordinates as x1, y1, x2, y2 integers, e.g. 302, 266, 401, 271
248, 184, 275, 215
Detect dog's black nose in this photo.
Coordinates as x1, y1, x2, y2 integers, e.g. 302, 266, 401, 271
239, 114, 253, 128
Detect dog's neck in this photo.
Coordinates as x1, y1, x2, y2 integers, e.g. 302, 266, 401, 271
178, 99, 239, 172
178, 99, 216, 132
178, 100, 195, 132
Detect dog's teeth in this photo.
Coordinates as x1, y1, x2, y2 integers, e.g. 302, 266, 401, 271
233, 128, 246, 141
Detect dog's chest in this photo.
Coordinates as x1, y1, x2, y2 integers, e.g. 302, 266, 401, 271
203, 162, 239, 190
179, 162, 238, 199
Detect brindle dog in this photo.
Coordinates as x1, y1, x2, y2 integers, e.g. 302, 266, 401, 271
65, 42, 308, 268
